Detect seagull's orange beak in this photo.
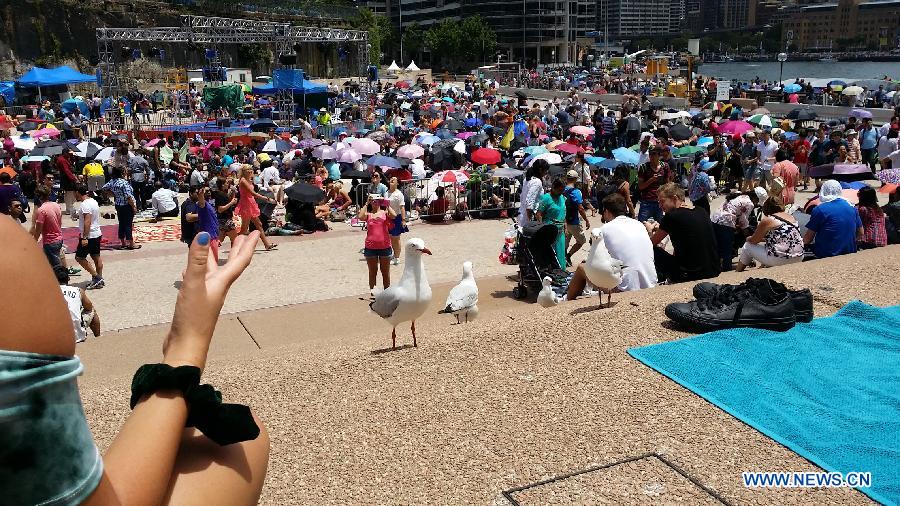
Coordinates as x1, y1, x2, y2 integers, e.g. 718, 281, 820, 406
419, 247, 432, 255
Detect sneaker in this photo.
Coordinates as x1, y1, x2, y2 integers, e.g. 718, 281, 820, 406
67, 267, 82, 275
390, 257, 400, 266
86, 278, 105, 290
666, 279, 796, 332
693, 278, 813, 323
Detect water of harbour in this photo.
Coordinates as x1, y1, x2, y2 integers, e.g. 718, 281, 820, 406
698, 61, 900, 82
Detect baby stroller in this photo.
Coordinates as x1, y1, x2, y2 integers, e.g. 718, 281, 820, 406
511, 222, 569, 299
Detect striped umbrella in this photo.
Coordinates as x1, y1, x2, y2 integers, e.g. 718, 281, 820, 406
747, 114, 773, 128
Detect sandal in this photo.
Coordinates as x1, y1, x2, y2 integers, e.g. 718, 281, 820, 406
265, 243, 279, 251
125, 244, 142, 250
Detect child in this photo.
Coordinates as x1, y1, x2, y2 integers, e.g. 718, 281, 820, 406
55, 265, 100, 342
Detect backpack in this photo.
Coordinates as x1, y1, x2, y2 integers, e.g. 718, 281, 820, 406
563, 187, 580, 223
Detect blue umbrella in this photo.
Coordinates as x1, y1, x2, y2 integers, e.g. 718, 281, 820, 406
585, 156, 606, 166
697, 136, 714, 147
783, 83, 803, 93
331, 127, 348, 138
612, 147, 640, 165
827, 80, 847, 88
599, 159, 623, 170
417, 135, 441, 146
523, 145, 548, 155
366, 154, 401, 168
434, 129, 455, 140
441, 97, 455, 103
464, 118, 482, 128
783, 132, 799, 141
61, 98, 89, 116
840, 181, 868, 190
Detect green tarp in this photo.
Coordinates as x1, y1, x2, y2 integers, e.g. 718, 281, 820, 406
202, 84, 244, 117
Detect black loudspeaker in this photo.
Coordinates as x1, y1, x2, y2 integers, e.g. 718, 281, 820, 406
279, 54, 297, 65
217, 118, 231, 127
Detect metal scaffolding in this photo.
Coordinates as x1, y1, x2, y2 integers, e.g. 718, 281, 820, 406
96, 15, 369, 130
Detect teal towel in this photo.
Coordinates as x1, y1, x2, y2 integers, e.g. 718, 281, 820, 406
629, 301, 900, 505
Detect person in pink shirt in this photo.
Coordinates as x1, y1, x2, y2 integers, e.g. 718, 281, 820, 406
358, 195, 397, 296
772, 150, 800, 206
31, 184, 75, 273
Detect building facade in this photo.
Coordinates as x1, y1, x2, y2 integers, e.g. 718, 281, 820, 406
605, 0, 683, 39
782, 0, 900, 50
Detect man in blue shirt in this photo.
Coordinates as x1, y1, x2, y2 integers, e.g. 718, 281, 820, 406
563, 170, 592, 266
858, 117, 879, 173
804, 183, 864, 259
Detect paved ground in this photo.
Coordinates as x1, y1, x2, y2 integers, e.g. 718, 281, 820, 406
75, 202, 899, 504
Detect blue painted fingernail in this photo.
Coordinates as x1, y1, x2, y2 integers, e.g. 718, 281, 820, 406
197, 232, 210, 246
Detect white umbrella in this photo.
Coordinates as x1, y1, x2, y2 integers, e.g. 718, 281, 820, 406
410, 159, 426, 179
430, 170, 468, 185
94, 147, 116, 162
406, 60, 420, 71
659, 110, 691, 121
527, 153, 563, 166
13, 136, 36, 151
387, 61, 401, 72
73, 141, 103, 158
842, 86, 864, 96
396, 144, 425, 159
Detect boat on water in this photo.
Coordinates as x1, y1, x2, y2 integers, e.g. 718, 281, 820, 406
819, 56, 838, 62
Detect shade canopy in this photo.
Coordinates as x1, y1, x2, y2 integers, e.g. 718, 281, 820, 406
251, 80, 327, 95
405, 60, 420, 71
17, 66, 96, 87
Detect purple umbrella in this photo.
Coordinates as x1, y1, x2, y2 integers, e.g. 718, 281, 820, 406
876, 168, 900, 185
298, 138, 324, 148
849, 109, 873, 120
336, 148, 361, 163
312, 145, 338, 160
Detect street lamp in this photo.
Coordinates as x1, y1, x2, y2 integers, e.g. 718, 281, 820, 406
777, 52, 787, 87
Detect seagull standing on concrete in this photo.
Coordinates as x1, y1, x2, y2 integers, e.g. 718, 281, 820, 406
438, 261, 479, 323
370, 237, 433, 348
583, 228, 624, 307
537, 276, 560, 308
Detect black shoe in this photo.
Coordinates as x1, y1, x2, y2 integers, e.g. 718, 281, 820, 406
693, 278, 813, 323
666, 279, 797, 332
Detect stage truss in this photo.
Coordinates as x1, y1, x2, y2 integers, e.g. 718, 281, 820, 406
96, 15, 370, 130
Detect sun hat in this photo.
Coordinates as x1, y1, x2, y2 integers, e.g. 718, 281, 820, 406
754, 186, 769, 202
565, 169, 579, 180
845, 129, 857, 136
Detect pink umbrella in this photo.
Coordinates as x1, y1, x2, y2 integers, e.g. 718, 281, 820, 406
29, 128, 61, 139
336, 148, 361, 163
145, 138, 163, 147
312, 145, 338, 160
396, 144, 425, 159
456, 132, 476, 140
347, 137, 380, 156
718, 120, 754, 136
202, 139, 222, 161
569, 125, 595, 136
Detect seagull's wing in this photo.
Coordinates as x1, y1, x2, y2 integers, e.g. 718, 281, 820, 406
370, 287, 401, 318
443, 282, 478, 313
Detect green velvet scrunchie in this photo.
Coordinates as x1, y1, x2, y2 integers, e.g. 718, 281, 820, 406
130, 364, 260, 446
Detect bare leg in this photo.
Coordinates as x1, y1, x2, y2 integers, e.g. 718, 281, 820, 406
392, 327, 396, 349
391, 235, 401, 260
77, 256, 97, 278
93, 254, 103, 279
163, 413, 270, 505
379, 256, 391, 288
251, 217, 275, 250
366, 257, 378, 289
411, 321, 417, 347
566, 264, 588, 301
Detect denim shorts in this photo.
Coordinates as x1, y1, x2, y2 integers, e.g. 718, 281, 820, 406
743, 164, 760, 180
363, 247, 393, 258
43, 241, 64, 269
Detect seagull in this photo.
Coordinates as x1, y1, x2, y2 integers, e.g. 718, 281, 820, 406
370, 237, 433, 349
583, 228, 625, 307
536, 276, 560, 308
438, 261, 479, 324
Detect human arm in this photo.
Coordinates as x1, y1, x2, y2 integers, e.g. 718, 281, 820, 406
240, 178, 275, 204
746, 216, 774, 244
357, 196, 370, 220
32, 216, 43, 241
216, 191, 237, 214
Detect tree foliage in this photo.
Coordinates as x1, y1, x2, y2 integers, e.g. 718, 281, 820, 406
424, 16, 496, 69
401, 22, 425, 63
352, 8, 395, 65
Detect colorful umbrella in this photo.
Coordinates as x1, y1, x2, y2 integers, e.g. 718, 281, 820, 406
470, 148, 502, 165
849, 109, 873, 119
747, 114, 773, 128
522, 145, 549, 155
674, 145, 705, 156
585, 156, 606, 166
456, 132, 476, 140
312, 145, 338, 160
430, 170, 469, 185
346, 137, 381, 156
29, 127, 60, 139
555, 143, 585, 155
783, 84, 803, 93
612, 147, 640, 165
365, 154, 401, 168
876, 169, 900, 185
12, 135, 36, 151
336, 148, 361, 163
297, 138, 324, 148
416, 135, 441, 146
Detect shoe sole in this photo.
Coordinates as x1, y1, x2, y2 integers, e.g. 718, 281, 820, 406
665, 305, 797, 332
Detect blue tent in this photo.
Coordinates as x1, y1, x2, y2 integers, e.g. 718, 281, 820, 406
0, 81, 14, 105
17, 66, 97, 87
251, 80, 327, 95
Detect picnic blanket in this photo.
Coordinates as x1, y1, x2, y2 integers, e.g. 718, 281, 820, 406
62, 223, 182, 250
629, 301, 900, 505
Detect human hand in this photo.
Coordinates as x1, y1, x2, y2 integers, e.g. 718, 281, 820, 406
164, 230, 260, 371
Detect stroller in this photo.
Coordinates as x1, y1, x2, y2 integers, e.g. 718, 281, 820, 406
511, 222, 570, 300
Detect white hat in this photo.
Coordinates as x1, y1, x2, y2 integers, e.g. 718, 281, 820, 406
754, 186, 769, 202
566, 169, 579, 180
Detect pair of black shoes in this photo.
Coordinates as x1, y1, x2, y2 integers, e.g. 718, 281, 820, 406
665, 278, 813, 332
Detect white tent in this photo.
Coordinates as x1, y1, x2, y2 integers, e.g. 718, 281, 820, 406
387, 61, 401, 72
405, 60, 420, 71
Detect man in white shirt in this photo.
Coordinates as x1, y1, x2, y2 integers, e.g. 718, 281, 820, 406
756, 130, 779, 189
74, 185, 105, 289
150, 182, 179, 220
567, 193, 657, 300
260, 162, 283, 204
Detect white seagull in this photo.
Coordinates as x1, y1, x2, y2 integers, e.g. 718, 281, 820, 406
583, 228, 625, 307
536, 276, 560, 308
438, 261, 479, 324
370, 237, 433, 348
